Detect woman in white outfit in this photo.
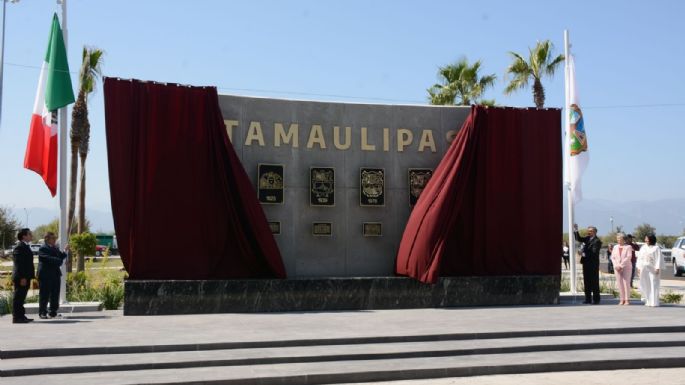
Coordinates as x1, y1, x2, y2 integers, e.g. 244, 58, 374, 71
636, 234, 664, 307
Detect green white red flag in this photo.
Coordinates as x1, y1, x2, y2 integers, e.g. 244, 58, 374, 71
23, 13, 75, 196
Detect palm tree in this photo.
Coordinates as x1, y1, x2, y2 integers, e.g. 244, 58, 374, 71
72, 46, 103, 272
427, 57, 496, 106
504, 40, 565, 108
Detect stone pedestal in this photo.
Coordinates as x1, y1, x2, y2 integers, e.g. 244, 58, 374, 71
124, 276, 559, 315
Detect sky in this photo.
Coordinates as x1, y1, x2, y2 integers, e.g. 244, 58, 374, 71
0, 0, 683, 230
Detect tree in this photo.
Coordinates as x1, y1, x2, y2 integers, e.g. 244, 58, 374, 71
658, 234, 678, 249
427, 57, 496, 106
69, 232, 97, 264
632, 223, 657, 241
0, 206, 20, 253
33, 218, 91, 243
72, 46, 103, 272
504, 40, 565, 108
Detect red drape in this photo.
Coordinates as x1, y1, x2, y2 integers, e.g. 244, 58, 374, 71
395, 106, 562, 284
104, 78, 286, 280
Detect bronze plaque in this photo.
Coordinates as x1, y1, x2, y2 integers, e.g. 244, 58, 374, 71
408, 168, 433, 206
268, 221, 281, 235
360, 168, 385, 206
362, 222, 382, 237
310, 167, 335, 206
312, 222, 332, 236
258, 164, 284, 204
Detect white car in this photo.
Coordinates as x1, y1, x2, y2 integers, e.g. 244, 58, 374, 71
671, 237, 685, 277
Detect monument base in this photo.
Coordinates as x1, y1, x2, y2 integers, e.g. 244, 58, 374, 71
123, 276, 559, 315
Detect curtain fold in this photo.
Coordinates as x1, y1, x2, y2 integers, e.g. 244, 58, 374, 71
395, 106, 562, 284
104, 78, 286, 280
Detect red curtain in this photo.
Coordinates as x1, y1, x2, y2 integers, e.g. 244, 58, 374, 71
104, 78, 286, 280
396, 106, 562, 284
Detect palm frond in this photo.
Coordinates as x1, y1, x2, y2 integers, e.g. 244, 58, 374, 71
544, 54, 565, 77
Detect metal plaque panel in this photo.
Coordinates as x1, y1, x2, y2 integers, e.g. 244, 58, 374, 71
360, 168, 385, 207
362, 222, 382, 237
312, 222, 333, 236
408, 168, 433, 206
310, 167, 335, 206
258, 163, 284, 204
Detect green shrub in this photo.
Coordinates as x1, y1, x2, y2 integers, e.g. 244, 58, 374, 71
661, 291, 683, 304
0, 292, 12, 315
101, 277, 124, 310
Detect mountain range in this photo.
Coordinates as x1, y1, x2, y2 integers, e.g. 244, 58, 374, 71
9, 198, 685, 237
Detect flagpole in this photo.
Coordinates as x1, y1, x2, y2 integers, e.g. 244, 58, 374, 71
58, 0, 68, 304
564, 29, 577, 296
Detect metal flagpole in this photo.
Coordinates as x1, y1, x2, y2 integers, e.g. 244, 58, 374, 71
564, 30, 577, 295
58, 0, 69, 304
0, 0, 6, 128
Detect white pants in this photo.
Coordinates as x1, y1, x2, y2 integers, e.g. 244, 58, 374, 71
639, 266, 661, 307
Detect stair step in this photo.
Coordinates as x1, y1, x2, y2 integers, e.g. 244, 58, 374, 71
2, 347, 685, 385
3, 333, 685, 377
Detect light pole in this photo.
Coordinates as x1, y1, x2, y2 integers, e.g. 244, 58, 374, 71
610, 216, 614, 233
0, 0, 20, 128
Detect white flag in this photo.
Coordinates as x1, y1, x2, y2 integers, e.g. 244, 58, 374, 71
568, 54, 588, 203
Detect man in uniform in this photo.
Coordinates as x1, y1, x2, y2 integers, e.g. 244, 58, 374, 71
37, 232, 68, 319
574, 224, 603, 304
12, 228, 35, 323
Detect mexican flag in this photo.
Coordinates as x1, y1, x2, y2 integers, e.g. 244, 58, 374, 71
24, 13, 75, 197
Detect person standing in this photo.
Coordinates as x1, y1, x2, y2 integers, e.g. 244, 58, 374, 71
37, 232, 68, 319
12, 228, 35, 324
636, 234, 664, 307
611, 233, 634, 305
627, 234, 640, 288
574, 224, 603, 304
562, 242, 570, 270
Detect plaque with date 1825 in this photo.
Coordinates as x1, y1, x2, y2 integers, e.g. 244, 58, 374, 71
257, 164, 284, 204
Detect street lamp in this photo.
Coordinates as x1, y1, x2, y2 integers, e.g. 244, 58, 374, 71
610, 216, 614, 233
0, 0, 21, 128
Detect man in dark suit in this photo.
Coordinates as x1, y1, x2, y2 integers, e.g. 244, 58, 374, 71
574, 224, 602, 304
12, 228, 35, 323
38, 232, 68, 319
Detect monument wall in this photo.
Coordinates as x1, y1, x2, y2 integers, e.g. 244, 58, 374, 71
218, 95, 470, 277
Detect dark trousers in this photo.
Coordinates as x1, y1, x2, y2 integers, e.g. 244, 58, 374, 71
12, 280, 30, 320
39, 275, 61, 316
583, 262, 600, 303
630, 260, 637, 287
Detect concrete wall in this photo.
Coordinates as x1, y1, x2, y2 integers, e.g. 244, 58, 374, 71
218, 95, 470, 278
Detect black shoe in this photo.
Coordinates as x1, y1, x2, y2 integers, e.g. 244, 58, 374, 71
39, 314, 48, 319
582, 300, 591, 304
13, 318, 31, 324
23, 317, 34, 322
592, 301, 601, 305
49, 313, 61, 319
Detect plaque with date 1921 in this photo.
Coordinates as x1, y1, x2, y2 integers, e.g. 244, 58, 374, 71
257, 164, 284, 204
310, 167, 335, 206
360, 168, 385, 206
408, 168, 433, 206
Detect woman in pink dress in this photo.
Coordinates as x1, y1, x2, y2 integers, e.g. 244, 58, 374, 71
610, 233, 634, 305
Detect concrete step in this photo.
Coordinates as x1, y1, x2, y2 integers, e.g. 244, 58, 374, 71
2, 347, 685, 385
4, 324, 685, 359
23, 301, 103, 314
2, 332, 685, 377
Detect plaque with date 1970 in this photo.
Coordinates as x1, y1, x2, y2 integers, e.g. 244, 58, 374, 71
408, 168, 433, 206
258, 164, 284, 204
360, 168, 385, 206
310, 167, 335, 206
